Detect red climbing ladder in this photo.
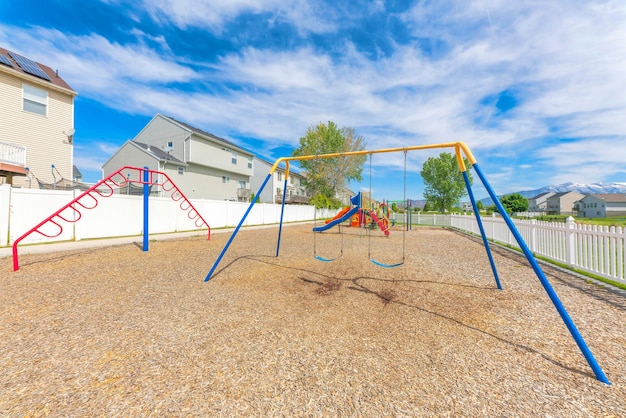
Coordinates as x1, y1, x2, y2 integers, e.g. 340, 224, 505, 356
367, 211, 390, 236
12, 166, 210, 271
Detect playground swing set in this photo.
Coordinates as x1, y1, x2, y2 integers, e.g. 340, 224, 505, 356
204, 141, 611, 385
311, 151, 407, 267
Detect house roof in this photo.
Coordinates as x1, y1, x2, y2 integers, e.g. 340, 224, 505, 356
134, 141, 185, 164
73, 165, 82, 179
547, 191, 584, 199
163, 115, 253, 156
529, 192, 554, 200
0, 46, 75, 93
584, 193, 626, 203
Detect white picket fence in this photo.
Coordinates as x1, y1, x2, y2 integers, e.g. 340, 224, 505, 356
411, 212, 625, 285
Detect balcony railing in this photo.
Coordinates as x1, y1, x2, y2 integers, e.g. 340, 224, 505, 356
237, 188, 251, 199
0, 141, 26, 167
275, 194, 310, 204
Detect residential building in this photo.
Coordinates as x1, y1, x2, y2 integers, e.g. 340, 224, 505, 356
545, 191, 585, 215
0, 46, 77, 188
574, 194, 626, 218
527, 192, 555, 213
102, 114, 254, 201
251, 157, 308, 204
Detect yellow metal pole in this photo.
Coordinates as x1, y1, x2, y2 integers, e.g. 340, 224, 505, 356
269, 141, 478, 174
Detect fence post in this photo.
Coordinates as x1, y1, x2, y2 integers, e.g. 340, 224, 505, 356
566, 216, 576, 267
530, 219, 537, 253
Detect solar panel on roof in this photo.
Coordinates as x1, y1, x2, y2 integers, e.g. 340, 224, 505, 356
8, 51, 51, 81
0, 54, 13, 67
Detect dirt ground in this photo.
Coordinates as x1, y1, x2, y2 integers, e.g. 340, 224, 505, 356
1, 223, 625, 417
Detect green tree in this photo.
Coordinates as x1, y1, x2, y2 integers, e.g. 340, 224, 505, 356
420, 152, 472, 213
476, 200, 484, 211
499, 193, 529, 214
391, 202, 398, 213
309, 193, 341, 209
292, 121, 366, 199
423, 201, 433, 212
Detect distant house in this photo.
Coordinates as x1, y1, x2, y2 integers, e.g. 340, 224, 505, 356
0, 46, 77, 188
460, 202, 473, 212
72, 165, 83, 183
574, 194, 626, 218
102, 114, 254, 201
527, 192, 555, 213
251, 157, 308, 204
545, 191, 585, 215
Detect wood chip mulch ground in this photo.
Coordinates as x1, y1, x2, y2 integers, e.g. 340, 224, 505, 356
1, 224, 625, 417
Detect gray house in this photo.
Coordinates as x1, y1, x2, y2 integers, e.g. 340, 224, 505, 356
527, 192, 555, 213
251, 157, 308, 204
102, 114, 254, 201
575, 194, 626, 218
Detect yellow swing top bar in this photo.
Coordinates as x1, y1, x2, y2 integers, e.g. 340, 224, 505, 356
269, 141, 477, 178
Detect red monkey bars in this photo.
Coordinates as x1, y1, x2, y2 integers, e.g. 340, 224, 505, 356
12, 166, 210, 271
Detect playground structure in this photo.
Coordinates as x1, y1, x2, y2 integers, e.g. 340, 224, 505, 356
12, 166, 210, 272
312, 192, 390, 235
204, 141, 610, 384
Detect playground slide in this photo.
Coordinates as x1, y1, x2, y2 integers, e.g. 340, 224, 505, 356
325, 205, 351, 224
313, 206, 360, 232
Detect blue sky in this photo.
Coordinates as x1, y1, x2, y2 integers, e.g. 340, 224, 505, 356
1, 0, 625, 201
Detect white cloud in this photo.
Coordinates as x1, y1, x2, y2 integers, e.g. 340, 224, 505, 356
3, 0, 625, 192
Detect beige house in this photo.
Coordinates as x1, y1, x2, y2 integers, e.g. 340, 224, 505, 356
251, 157, 308, 204
545, 191, 585, 215
102, 114, 255, 201
0, 46, 77, 188
574, 194, 626, 218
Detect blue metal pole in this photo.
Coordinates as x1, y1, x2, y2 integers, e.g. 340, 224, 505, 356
205, 173, 272, 282
275, 178, 288, 257
462, 171, 502, 290
143, 166, 149, 252
472, 163, 610, 384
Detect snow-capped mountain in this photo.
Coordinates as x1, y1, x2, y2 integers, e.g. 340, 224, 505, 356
517, 182, 626, 197
480, 182, 626, 206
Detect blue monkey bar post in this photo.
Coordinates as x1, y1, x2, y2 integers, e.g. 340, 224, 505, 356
143, 166, 149, 252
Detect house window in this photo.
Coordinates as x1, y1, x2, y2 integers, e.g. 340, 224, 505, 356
167, 141, 173, 148
238, 180, 246, 189
23, 84, 47, 116
277, 172, 283, 181
177, 166, 184, 175
248, 157, 253, 169
222, 176, 230, 183
232, 152, 237, 165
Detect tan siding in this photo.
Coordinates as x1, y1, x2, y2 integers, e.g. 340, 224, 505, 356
0, 71, 74, 189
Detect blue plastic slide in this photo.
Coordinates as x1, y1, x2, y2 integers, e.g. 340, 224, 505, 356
312, 206, 360, 232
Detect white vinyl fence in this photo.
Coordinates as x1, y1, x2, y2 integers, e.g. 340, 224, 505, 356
0, 185, 333, 247
437, 213, 625, 285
